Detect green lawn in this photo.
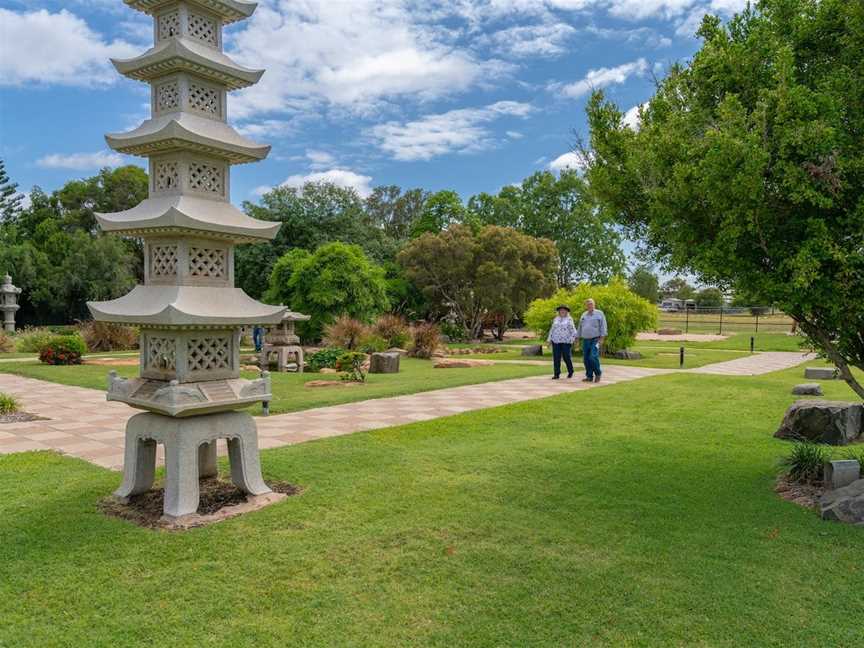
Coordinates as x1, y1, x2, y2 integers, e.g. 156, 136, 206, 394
2, 366, 862, 647
0, 358, 550, 415
453, 344, 751, 369
640, 332, 806, 353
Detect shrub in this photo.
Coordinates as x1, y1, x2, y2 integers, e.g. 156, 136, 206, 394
372, 314, 410, 349
323, 316, 368, 350
38, 334, 87, 365
78, 320, 138, 352
358, 334, 388, 354
524, 278, 657, 353
306, 347, 346, 372
14, 327, 55, 353
440, 320, 470, 342
336, 351, 368, 382
780, 441, 830, 485
409, 322, 441, 358
0, 392, 19, 415
0, 331, 13, 353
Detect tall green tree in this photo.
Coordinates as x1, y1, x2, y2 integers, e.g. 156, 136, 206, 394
410, 190, 465, 237
661, 277, 696, 301
586, 0, 864, 397
695, 287, 725, 308
0, 160, 24, 221
628, 265, 660, 303
267, 242, 389, 341
398, 225, 559, 339
364, 185, 428, 241
237, 182, 398, 298
467, 170, 625, 286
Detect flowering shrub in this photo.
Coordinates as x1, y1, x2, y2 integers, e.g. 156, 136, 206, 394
38, 334, 87, 365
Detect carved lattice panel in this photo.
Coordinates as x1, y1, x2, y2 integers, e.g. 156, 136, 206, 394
188, 247, 226, 278
187, 336, 231, 372
154, 161, 179, 191
157, 82, 180, 111
147, 337, 177, 371
188, 12, 218, 47
187, 162, 224, 195
150, 245, 178, 277
158, 10, 180, 40
188, 82, 220, 116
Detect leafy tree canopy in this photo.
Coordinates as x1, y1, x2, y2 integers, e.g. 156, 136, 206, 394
695, 287, 725, 308
585, 0, 864, 396
628, 265, 660, 303
0, 159, 24, 221
467, 170, 625, 286
661, 277, 696, 301
398, 224, 559, 339
410, 190, 465, 238
267, 242, 389, 341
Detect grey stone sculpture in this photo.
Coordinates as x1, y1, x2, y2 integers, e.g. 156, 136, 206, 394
0, 274, 21, 333
369, 352, 400, 374
88, 0, 285, 521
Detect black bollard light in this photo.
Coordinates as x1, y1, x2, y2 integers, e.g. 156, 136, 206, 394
750, 336, 755, 354
679, 346, 685, 368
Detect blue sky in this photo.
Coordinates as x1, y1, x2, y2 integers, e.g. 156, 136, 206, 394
0, 0, 746, 207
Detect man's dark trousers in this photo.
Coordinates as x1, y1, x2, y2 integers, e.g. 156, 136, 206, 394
552, 342, 574, 378
582, 337, 602, 380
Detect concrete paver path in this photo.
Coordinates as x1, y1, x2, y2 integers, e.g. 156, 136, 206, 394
0, 351, 813, 470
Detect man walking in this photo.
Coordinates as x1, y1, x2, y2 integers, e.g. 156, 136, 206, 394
547, 305, 577, 379
576, 298, 607, 383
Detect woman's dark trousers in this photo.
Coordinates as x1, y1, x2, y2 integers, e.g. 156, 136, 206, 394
552, 342, 574, 378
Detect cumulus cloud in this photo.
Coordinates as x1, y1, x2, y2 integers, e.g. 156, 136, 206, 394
0, 9, 137, 86
482, 22, 577, 58
622, 102, 648, 129
367, 101, 533, 161
555, 57, 649, 99
36, 151, 125, 170
257, 169, 374, 198
548, 152, 585, 172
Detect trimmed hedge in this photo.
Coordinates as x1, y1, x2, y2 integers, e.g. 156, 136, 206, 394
525, 279, 657, 353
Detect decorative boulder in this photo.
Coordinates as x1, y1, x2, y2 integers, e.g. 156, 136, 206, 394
611, 350, 642, 360
819, 479, 864, 524
791, 383, 823, 396
370, 352, 400, 374
433, 358, 495, 368
804, 367, 838, 380
521, 344, 543, 356
824, 460, 861, 491
774, 400, 863, 445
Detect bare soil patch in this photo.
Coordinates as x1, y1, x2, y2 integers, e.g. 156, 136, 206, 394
775, 475, 823, 511
0, 412, 48, 424
98, 477, 301, 529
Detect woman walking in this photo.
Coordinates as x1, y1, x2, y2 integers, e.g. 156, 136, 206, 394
547, 305, 576, 379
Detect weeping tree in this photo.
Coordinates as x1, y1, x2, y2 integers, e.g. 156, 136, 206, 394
585, 0, 864, 398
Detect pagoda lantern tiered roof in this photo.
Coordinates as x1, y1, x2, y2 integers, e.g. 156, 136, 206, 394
88, 0, 285, 417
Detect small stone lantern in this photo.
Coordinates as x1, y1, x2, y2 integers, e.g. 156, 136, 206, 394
87, 0, 286, 522
260, 310, 310, 373
0, 274, 21, 333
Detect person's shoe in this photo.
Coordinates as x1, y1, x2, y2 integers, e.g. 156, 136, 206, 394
567, 372, 574, 379
594, 374, 602, 383
552, 375, 560, 380
581, 378, 593, 383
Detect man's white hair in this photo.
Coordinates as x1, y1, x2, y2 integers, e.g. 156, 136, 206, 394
585, 298, 595, 304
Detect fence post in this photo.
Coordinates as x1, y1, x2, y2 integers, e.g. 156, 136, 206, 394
719, 305, 723, 336
685, 308, 689, 334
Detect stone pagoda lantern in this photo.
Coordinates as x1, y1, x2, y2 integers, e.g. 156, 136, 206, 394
0, 275, 21, 333
88, 0, 286, 521
260, 309, 310, 373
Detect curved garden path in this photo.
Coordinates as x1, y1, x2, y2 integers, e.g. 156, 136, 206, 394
0, 351, 814, 470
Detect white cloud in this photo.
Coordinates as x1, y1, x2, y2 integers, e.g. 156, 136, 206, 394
622, 102, 648, 129
367, 100, 532, 161
258, 168, 374, 198
36, 151, 125, 170
0, 9, 137, 86
548, 152, 585, 172
305, 150, 336, 169
506, 131, 524, 139
228, 1, 508, 120
555, 57, 649, 99
483, 22, 577, 57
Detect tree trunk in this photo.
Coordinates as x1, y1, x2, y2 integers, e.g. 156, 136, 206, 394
800, 320, 864, 401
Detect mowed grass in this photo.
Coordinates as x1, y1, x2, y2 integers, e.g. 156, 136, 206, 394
2, 366, 863, 647
0, 358, 549, 415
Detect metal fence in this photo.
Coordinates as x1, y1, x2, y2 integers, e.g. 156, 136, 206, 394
657, 306, 794, 335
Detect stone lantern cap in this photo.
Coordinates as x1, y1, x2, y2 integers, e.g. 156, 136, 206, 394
124, 0, 257, 24
1, 275, 21, 295
280, 310, 311, 322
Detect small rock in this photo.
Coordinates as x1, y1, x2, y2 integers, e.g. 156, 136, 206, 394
804, 367, 839, 380
611, 349, 642, 360
657, 328, 682, 335
774, 400, 863, 445
433, 358, 495, 368
370, 352, 400, 374
521, 344, 543, 356
824, 460, 861, 491
819, 478, 864, 524
792, 383, 823, 396
241, 365, 261, 372
319, 367, 338, 374
386, 347, 408, 356
439, 334, 451, 343
304, 380, 360, 388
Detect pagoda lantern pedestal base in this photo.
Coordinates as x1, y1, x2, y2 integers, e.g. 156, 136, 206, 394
114, 410, 272, 520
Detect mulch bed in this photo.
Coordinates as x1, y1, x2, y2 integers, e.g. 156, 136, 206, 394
775, 474, 824, 510
98, 477, 301, 529
0, 412, 47, 424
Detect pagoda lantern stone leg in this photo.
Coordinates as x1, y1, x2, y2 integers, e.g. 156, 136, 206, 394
226, 414, 271, 495
115, 425, 157, 499
198, 440, 218, 479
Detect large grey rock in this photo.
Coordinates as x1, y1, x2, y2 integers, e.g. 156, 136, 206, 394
521, 344, 543, 356
804, 367, 838, 380
611, 349, 643, 360
774, 400, 863, 445
820, 478, 864, 524
824, 460, 861, 491
791, 383, 823, 396
369, 352, 400, 374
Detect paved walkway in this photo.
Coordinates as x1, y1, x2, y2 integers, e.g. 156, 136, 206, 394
0, 351, 813, 470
